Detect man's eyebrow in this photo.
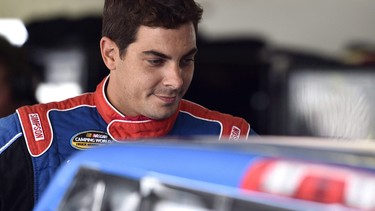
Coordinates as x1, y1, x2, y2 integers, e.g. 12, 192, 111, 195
142, 50, 171, 59
142, 48, 198, 59
183, 48, 198, 58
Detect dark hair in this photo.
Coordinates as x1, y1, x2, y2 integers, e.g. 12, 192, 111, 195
102, 0, 203, 56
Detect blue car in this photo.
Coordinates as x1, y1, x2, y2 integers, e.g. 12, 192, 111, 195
34, 137, 375, 211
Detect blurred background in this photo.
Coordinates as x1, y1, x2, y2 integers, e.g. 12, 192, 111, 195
1, 0, 375, 139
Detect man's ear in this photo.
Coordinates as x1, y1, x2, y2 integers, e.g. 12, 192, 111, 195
100, 36, 119, 71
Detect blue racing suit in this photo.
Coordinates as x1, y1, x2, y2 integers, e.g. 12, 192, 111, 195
0, 76, 254, 210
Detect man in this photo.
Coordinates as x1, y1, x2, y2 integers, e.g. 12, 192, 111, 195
0, 0, 255, 210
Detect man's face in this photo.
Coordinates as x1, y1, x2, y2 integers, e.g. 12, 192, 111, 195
106, 23, 197, 120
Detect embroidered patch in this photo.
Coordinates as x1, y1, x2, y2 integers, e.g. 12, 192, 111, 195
29, 113, 44, 141
71, 131, 113, 150
229, 126, 241, 140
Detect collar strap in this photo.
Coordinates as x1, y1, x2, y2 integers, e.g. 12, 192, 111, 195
94, 76, 179, 141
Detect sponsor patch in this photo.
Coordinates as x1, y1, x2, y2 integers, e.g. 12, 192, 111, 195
29, 113, 44, 141
229, 126, 240, 140
71, 131, 113, 150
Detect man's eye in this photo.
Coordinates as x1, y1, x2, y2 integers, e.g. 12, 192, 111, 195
181, 58, 195, 66
148, 59, 164, 66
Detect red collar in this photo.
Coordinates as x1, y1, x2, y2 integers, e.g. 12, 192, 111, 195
94, 76, 179, 141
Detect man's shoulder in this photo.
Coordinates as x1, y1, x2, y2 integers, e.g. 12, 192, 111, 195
180, 99, 251, 139
180, 99, 249, 124
15, 93, 96, 156
17, 92, 95, 114
16, 92, 97, 128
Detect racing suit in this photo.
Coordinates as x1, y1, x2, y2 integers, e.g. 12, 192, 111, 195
0, 76, 254, 210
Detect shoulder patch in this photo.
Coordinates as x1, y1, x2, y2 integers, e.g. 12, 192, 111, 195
17, 105, 53, 157
28, 113, 45, 141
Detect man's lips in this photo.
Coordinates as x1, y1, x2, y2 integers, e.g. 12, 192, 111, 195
155, 95, 177, 104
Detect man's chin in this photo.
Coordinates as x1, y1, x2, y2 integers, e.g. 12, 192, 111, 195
148, 107, 178, 120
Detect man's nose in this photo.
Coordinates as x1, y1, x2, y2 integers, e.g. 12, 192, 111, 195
163, 64, 183, 89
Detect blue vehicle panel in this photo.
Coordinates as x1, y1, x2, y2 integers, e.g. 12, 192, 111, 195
34, 138, 375, 211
